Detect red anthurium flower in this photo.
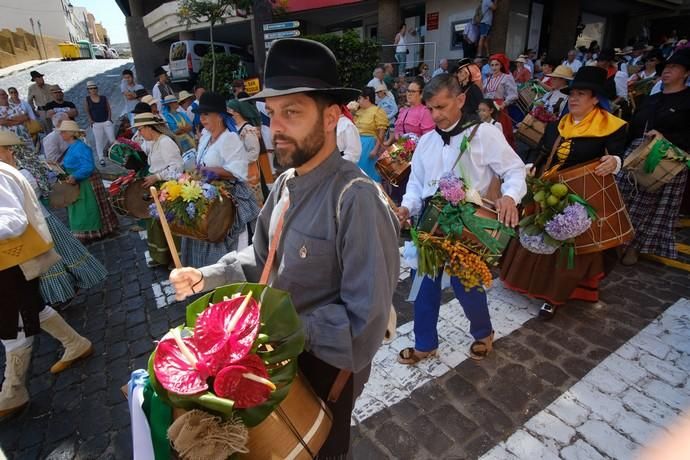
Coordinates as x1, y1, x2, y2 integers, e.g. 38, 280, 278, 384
193, 294, 261, 372
153, 329, 213, 395
213, 354, 275, 408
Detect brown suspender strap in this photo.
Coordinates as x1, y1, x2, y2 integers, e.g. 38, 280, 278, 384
327, 370, 353, 403
259, 196, 290, 285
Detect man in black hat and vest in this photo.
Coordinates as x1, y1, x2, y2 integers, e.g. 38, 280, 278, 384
169, 38, 400, 458
151, 67, 173, 111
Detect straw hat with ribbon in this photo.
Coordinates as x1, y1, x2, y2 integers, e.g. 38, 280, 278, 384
0, 130, 22, 146
132, 112, 166, 129
162, 95, 178, 105
178, 90, 194, 102
546, 65, 575, 81
56, 120, 85, 133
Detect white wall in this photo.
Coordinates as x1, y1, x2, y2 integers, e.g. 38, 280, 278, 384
424, 0, 476, 62
0, 0, 71, 40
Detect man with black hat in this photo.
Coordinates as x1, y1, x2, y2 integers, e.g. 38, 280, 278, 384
151, 67, 173, 110
596, 49, 630, 116
27, 71, 52, 131
169, 38, 400, 458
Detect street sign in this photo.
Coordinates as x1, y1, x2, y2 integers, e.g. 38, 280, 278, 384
263, 30, 301, 41
263, 21, 300, 32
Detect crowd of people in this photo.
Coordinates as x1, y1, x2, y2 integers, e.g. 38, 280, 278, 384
0, 24, 689, 458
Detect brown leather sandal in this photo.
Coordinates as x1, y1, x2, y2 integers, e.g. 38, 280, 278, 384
469, 332, 494, 361
397, 347, 437, 365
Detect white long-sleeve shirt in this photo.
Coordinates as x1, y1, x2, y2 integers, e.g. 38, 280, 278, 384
401, 121, 527, 217
0, 172, 28, 240
336, 115, 362, 163
147, 134, 183, 181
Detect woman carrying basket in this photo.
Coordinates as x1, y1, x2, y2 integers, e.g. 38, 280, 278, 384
59, 120, 118, 243
501, 66, 628, 320
617, 50, 690, 265
181, 92, 259, 267
133, 112, 184, 268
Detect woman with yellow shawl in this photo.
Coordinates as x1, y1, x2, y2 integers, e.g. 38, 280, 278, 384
501, 66, 627, 320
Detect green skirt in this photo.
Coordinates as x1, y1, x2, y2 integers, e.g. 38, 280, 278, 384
147, 218, 180, 265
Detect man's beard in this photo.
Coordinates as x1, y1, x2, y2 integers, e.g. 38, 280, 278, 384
273, 114, 325, 169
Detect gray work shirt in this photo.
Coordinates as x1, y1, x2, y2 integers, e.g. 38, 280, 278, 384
200, 150, 401, 373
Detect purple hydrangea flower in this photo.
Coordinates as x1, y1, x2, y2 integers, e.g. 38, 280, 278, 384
438, 172, 465, 205
148, 203, 158, 218
519, 230, 559, 255
544, 203, 592, 241
185, 202, 196, 219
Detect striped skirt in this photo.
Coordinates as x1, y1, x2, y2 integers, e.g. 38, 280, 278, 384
617, 138, 689, 259
73, 172, 119, 243
40, 209, 108, 305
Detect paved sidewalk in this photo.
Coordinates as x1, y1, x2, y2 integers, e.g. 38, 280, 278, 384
0, 58, 62, 79
481, 298, 690, 460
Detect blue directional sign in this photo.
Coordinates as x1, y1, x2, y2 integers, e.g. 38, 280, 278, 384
263, 21, 300, 32
264, 30, 301, 41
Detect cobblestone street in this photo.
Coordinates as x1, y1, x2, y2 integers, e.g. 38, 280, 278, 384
1, 61, 689, 459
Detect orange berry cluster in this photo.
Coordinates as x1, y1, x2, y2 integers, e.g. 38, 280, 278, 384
440, 239, 493, 290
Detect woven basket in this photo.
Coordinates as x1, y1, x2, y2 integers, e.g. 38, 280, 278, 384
623, 137, 688, 192
516, 114, 546, 148
168, 198, 235, 243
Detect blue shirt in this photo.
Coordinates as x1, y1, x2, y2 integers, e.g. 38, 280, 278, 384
62, 139, 95, 181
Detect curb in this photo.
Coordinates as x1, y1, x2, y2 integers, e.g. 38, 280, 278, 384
0, 58, 62, 79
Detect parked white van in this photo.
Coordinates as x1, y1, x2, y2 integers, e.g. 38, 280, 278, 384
169, 40, 255, 84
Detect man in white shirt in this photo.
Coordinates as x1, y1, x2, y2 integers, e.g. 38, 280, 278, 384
432, 59, 449, 77
562, 49, 583, 73
336, 113, 361, 162
42, 113, 70, 162
396, 74, 526, 364
367, 67, 385, 89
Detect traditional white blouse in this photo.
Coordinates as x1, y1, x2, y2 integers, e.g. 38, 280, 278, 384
196, 129, 248, 181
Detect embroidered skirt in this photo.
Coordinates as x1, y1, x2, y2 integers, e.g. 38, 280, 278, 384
617, 138, 688, 259
39, 209, 108, 304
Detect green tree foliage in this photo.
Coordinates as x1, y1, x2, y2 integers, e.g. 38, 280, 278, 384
198, 52, 242, 99
306, 30, 380, 90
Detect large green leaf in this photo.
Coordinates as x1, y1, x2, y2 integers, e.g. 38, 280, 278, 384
149, 283, 305, 428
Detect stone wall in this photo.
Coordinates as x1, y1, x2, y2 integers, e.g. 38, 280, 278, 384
0, 28, 62, 68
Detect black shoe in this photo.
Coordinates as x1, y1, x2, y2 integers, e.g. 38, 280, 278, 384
147, 260, 163, 268
538, 302, 556, 320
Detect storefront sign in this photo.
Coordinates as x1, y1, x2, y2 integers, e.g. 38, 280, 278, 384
427, 12, 439, 31
244, 77, 261, 95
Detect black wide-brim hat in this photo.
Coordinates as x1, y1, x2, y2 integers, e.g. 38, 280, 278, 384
667, 48, 690, 70
244, 38, 360, 102
562, 66, 608, 96
30, 70, 44, 81
193, 92, 227, 114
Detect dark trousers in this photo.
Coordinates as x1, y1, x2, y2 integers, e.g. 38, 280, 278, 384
298, 352, 370, 459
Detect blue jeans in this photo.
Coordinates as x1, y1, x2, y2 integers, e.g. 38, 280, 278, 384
412, 270, 493, 352
395, 52, 407, 76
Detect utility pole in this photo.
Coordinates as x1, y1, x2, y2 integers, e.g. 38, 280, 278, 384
37, 19, 48, 59
251, 0, 272, 82
29, 18, 43, 59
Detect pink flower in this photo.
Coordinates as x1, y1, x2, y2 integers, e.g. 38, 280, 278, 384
213, 354, 274, 409
193, 295, 261, 373
153, 329, 213, 395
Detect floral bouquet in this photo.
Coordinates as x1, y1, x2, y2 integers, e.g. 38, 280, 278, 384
375, 134, 419, 185
151, 172, 236, 243
413, 172, 515, 290
529, 102, 560, 124
518, 176, 597, 266
145, 283, 307, 459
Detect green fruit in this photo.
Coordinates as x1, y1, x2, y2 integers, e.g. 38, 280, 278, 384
533, 191, 545, 203
546, 195, 560, 207
550, 183, 569, 198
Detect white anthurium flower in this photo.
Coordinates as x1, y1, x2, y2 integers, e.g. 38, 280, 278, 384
465, 188, 483, 206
